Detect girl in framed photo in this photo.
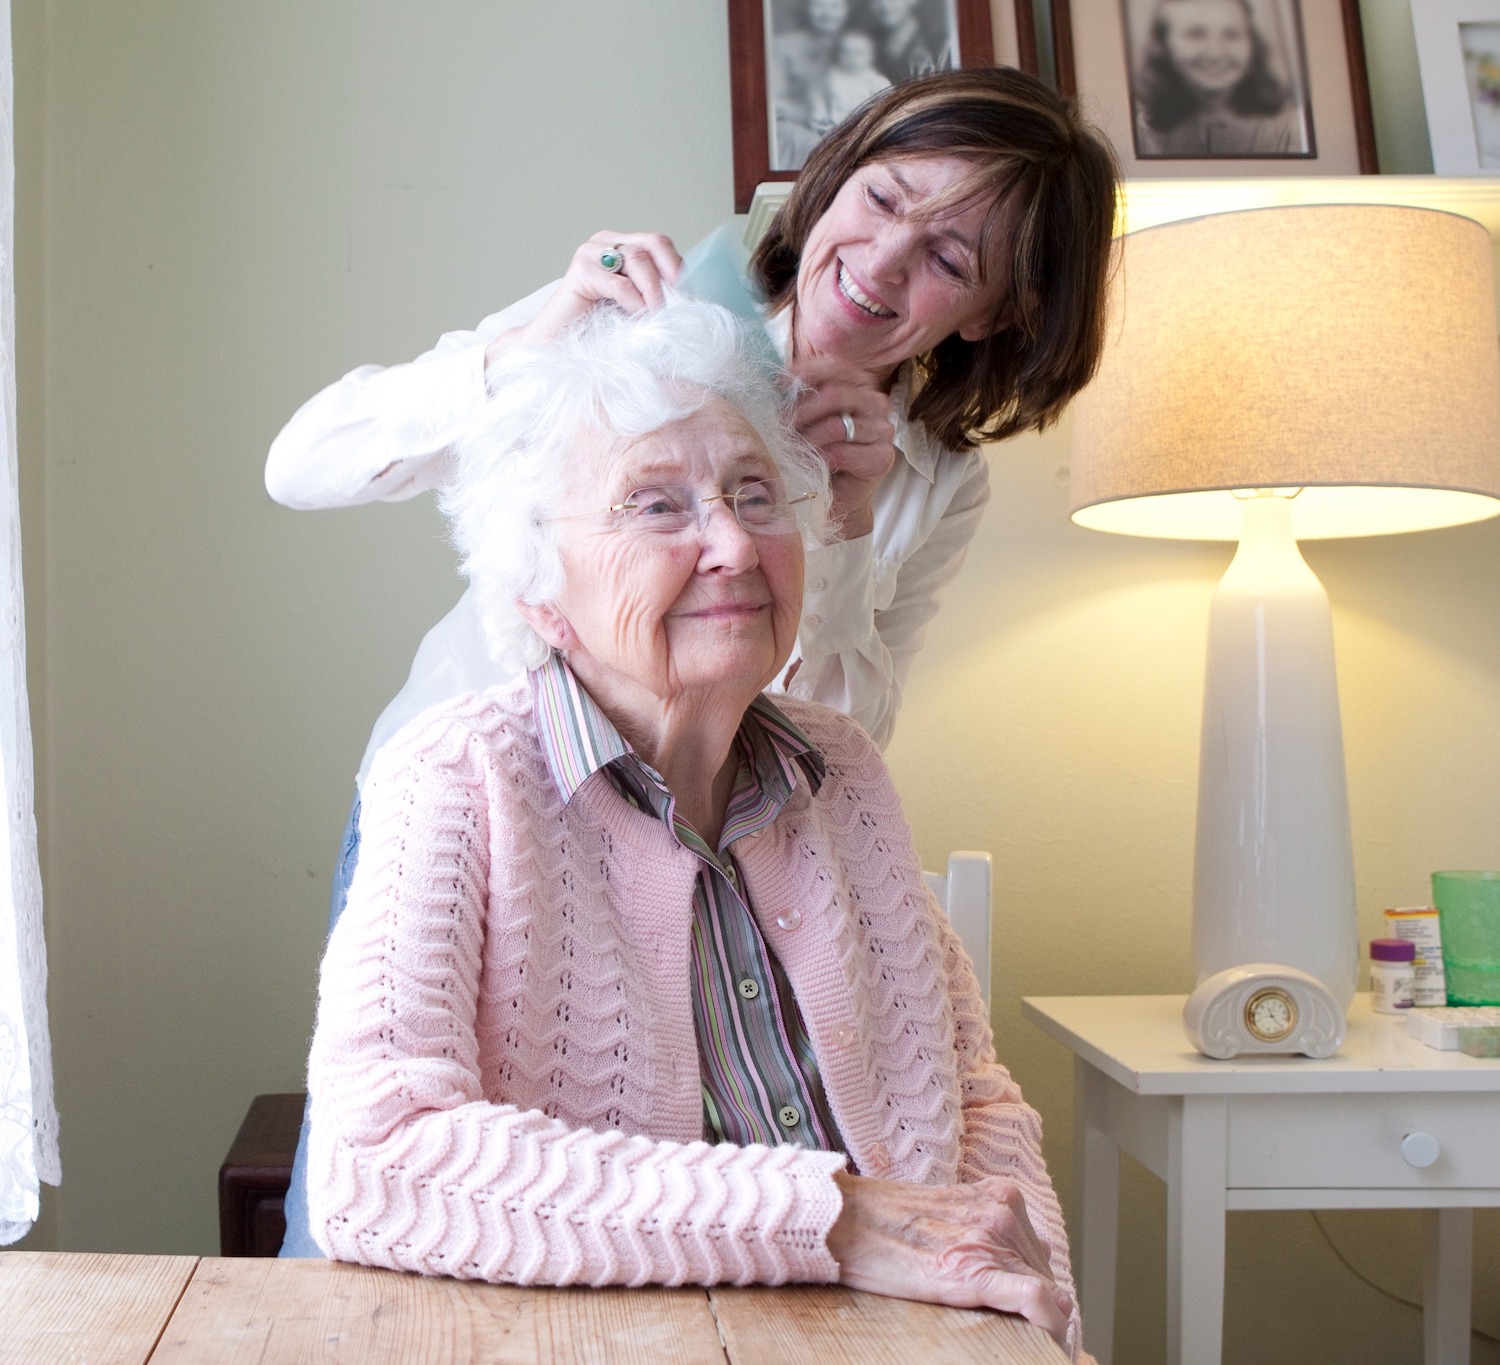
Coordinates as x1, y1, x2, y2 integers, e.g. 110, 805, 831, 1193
1130, 0, 1308, 157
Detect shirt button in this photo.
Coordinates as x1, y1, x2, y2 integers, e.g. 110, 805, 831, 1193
775, 908, 802, 931
804, 614, 823, 628
834, 1024, 856, 1047
737, 977, 761, 1001
778, 1104, 802, 1130
811, 578, 827, 591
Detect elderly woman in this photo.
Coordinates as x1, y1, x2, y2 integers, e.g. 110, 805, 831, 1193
305, 297, 1083, 1356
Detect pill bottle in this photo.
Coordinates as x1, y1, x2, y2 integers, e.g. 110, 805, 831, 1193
1369, 938, 1416, 1014
1383, 907, 1447, 1006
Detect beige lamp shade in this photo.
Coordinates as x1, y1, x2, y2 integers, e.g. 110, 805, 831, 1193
1070, 204, 1500, 539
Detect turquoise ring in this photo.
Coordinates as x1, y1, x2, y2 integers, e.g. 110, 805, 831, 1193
599, 245, 625, 274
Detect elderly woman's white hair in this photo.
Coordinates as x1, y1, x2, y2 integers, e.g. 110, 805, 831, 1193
440, 295, 830, 675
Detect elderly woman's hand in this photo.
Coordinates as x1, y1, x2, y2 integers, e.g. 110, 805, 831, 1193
789, 356, 897, 541
826, 1171, 1074, 1348
485, 231, 683, 376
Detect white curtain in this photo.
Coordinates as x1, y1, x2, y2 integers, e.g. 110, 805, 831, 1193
0, 0, 59, 1244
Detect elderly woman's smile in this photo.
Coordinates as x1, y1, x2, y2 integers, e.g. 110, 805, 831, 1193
536, 398, 806, 717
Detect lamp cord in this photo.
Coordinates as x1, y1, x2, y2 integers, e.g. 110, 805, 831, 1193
1310, 1211, 1498, 1346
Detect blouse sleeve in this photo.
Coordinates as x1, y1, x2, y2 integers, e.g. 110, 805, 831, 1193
784, 448, 990, 749
264, 282, 559, 511
305, 706, 847, 1288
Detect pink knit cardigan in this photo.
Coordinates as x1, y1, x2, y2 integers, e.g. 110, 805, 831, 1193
307, 682, 1083, 1358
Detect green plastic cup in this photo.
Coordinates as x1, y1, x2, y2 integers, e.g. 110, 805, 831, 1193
1431, 870, 1500, 1005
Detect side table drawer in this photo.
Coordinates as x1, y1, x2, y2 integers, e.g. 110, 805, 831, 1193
1227, 1093, 1500, 1189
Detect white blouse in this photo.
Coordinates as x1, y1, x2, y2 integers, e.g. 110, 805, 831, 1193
265, 269, 989, 782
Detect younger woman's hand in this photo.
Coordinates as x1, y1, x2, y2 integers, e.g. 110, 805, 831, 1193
485, 231, 682, 375
826, 1171, 1073, 1349
789, 356, 897, 541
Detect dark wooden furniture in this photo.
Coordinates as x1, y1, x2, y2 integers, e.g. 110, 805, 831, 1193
217, 1091, 304, 1257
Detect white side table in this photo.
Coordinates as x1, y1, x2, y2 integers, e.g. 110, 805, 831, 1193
1021, 994, 1500, 1365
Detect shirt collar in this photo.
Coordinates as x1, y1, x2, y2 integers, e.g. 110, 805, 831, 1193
530, 651, 825, 811
761, 305, 938, 485
531, 651, 633, 804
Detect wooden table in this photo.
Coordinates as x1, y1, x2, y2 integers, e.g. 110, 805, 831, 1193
0, 1252, 1067, 1363
1023, 993, 1500, 1365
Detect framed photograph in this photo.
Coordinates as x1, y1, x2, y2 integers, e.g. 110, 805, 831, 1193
1051, 0, 1377, 177
1412, 1, 1500, 173
728, 0, 1038, 212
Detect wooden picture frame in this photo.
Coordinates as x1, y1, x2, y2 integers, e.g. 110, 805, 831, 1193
1411, 1, 1500, 173
728, 0, 1038, 213
1050, 0, 1377, 177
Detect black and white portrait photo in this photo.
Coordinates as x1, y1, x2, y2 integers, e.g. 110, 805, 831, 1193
767, 0, 960, 170
1122, 0, 1314, 158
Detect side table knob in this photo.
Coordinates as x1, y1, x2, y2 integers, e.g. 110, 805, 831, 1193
1400, 1131, 1440, 1169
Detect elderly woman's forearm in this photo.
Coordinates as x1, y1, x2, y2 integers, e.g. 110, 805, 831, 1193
305, 1097, 847, 1286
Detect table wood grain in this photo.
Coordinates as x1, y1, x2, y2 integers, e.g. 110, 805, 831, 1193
709, 1284, 1068, 1364
0, 1251, 197, 1365
153, 1258, 730, 1364
1, 1252, 1069, 1363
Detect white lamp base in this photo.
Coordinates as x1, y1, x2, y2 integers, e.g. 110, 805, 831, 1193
1192, 494, 1359, 1008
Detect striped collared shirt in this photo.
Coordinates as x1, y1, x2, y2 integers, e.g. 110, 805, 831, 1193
531, 652, 844, 1153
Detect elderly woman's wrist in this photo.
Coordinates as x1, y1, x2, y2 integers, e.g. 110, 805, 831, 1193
825, 1169, 863, 1268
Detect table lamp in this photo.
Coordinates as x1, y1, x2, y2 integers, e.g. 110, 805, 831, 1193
1069, 203, 1500, 1057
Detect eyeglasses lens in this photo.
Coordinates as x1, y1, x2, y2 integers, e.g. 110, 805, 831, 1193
621, 481, 798, 534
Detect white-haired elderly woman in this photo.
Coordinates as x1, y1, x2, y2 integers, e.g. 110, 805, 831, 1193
304, 297, 1083, 1357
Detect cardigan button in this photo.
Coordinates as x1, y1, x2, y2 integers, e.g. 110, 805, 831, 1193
834, 1024, 855, 1046
775, 908, 802, 931
868, 1141, 890, 1171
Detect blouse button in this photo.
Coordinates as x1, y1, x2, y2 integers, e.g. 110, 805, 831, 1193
775, 908, 802, 931
778, 1104, 802, 1130
737, 977, 761, 1001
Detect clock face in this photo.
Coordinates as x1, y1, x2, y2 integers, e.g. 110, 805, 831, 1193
1245, 987, 1298, 1042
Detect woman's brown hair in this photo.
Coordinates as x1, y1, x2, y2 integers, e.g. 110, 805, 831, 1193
752, 66, 1119, 451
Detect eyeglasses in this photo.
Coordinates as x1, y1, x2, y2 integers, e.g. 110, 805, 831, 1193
549, 479, 817, 537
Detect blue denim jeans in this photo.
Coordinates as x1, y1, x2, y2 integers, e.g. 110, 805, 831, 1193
278, 792, 361, 1257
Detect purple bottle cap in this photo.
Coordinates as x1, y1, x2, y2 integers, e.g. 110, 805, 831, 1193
1370, 937, 1416, 962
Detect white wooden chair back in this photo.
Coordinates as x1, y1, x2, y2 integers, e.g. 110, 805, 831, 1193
922, 850, 993, 1014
